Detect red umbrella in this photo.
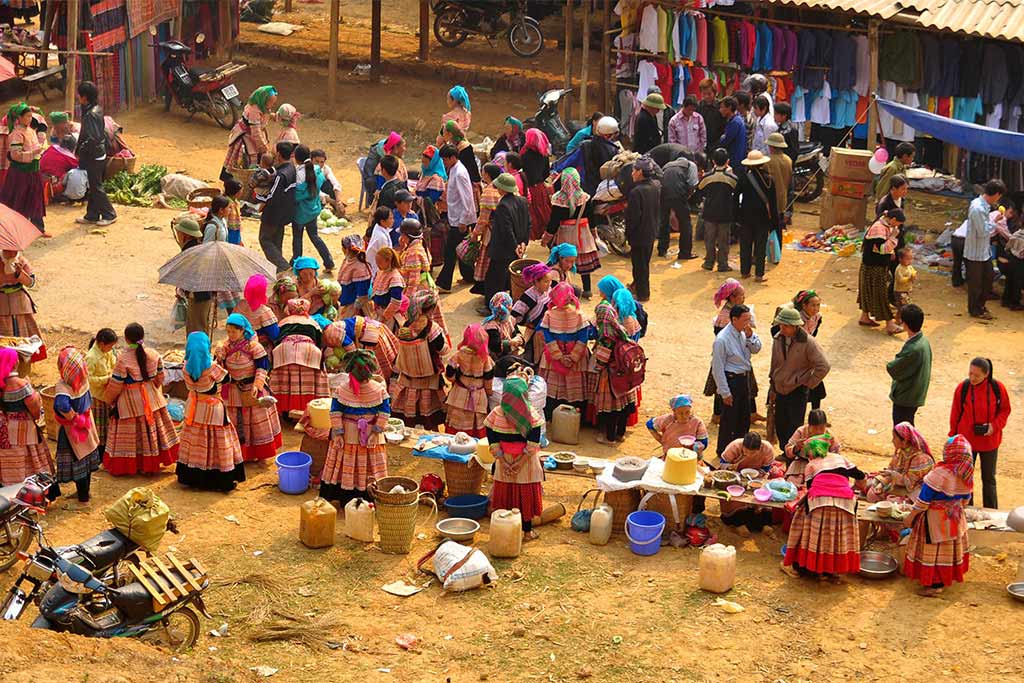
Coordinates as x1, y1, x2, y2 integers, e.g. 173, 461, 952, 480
0, 203, 41, 252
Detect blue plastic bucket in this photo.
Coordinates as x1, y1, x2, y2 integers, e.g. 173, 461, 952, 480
625, 510, 665, 556
275, 451, 312, 494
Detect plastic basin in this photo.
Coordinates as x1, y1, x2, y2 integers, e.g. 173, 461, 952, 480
444, 494, 490, 520
275, 451, 313, 495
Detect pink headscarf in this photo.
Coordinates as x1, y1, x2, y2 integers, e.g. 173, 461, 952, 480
894, 421, 931, 456
459, 323, 489, 361
383, 131, 403, 154
522, 128, 550, 156
713, 278, 743, 308
244, 274, 269, 310
549, 281, 578, 309
522, 263, 553, 285
0, 347, 18, 390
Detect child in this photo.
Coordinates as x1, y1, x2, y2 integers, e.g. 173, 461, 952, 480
338, 235, 373, 318
371, 247, 406, 331
444, 323, 494, 437
276, 103, 301, 144
366, 206, 394, 276
85, 328, 118, 454
391, 289, 450, 430
311, 148, 344, 216
205, 195, 239, 314
893, 247, 917, 311
250, 152, 276, 200
646, 394, 709, 457
223, 178, 244, 245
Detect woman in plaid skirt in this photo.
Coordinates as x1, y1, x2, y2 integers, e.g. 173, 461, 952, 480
0, 250, 46, 358
338, 235, 373, 318
102, 323, 179, 476
53, 346, 101, 503
323, 316, 398, 388
391, 289, 450, 430
85, 328, 117, 453
319, 350, 390, 506
216, 314, 282, 462
544, 168, 600, 298
783, 448, 865, 583
270, 298, 329, 415
0, 348, 55, 492
444, 324, 494, 437
177, 332, 245, 492
398, 219, 447, 333
232, 274, 280, 356
222, 85, 276, 180
537, 282, 590, 419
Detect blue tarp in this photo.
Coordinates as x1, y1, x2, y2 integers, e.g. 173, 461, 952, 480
877, 98, 1024, 161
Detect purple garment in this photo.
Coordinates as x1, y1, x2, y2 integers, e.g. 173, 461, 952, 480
784, 28, 799, 71
770, 25, 785, 71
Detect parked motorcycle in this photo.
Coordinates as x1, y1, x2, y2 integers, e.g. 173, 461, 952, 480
793, 140, 825, 202
593, 198, 630, 257
0, 473, 53, 572
433, 0, 545, 58
523, 88, 584, 156
153, 29, 246, 130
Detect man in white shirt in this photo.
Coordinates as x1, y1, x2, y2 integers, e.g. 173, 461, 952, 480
436, 144, 476, 292
964, 179, 1005, 319
311, 149, 345, 217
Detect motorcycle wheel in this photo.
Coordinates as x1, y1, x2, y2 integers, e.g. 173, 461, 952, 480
0, 518, 34, 572
795, 172, 824, 203
209, 95, 235, 131
508, 20, 543, 58
607, 214, 631, 256
434, 7, 470, 48
145, 606, 200, 653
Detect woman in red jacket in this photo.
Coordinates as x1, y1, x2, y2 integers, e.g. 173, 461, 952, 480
949, 358, 1011, 509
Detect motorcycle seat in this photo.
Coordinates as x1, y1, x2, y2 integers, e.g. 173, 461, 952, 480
109, 582, 152, 609
77, 529, 132, 570
0, 495, 10, 516
798, 141, 821, 153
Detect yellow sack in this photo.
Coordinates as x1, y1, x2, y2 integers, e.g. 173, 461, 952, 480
103, 487, 170, 552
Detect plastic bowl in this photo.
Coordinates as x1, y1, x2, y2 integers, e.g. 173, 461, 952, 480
443, 494, 490, 520
384, 431, 405, 444
739, 468, 761, 481
436, 517, 480, 543
753, 487, 773, 502
726, 485, 746, 497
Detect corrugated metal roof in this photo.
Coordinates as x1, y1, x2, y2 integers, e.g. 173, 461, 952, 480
763, 0, 1024, 43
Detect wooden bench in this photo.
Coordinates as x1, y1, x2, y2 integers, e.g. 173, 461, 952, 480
22, 64, 65, 101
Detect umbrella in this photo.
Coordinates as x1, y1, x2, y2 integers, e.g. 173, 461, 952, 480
0, 203, 42, 252
158, 241, 277, 292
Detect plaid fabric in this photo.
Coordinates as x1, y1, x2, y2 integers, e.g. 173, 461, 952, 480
400, 241, 432, 295
783, 505, 861, 574
904, 507, 970, 587
857, 263, 892, 321
226, 404, 282, 461
55, 433, 102, 483
575, 247, 601, 274
394, 336, 438, 379
390, 384, 445, 421
88, 0, 128, 51
0, 312, 39, 338
320, 442, 387, 490
102, 407, 179, 476
92, 398, 111, 447
163, 241, 277, 293
445, 407, 487, 433
272, 335, 323, 370
527, 183, 553, 240
490, 481, 543, 521
269, 365, 328, 413
179, 417, 243, 472
219, 339, 270, 388
126, 0, 179, 37
0, 441, 53, 485
224, 105, 270, 169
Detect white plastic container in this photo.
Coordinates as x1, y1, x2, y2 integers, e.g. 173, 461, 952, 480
343, 498, 375, 543
588, 503, 613, 546
698, 543, 737, 593
488, 508, 523, 558
549, 404, 581, 445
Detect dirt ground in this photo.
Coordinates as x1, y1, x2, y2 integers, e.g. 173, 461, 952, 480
0, 19, 1023, 683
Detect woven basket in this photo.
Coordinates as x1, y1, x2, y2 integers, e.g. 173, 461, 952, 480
509, 258, 541, 302
104, 155, 137, 180
375, 494, 436, 554
640, 491, 693, 525
227, 166, 257, 188
443, 459, 486, 497
187, 187, 222, 210
40, 385, 58, 442
368, 476, 419, 505
601, 489, 640, 536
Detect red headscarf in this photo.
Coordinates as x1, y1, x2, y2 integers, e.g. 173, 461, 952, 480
522, 127, 550, 156
459, 323, 489, 361
923, 435, 974, 497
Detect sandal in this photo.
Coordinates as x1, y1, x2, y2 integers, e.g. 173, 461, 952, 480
858, 319, 880, 327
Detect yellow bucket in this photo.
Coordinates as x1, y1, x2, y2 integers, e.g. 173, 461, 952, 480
307, 398, 332, 430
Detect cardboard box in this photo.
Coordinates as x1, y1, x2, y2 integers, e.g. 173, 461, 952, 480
830, 177, 871, 199
829, 147, 874, 182
820, 190, 869, 230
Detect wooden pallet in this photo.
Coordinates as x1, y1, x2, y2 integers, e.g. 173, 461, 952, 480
127, 554, 207, 612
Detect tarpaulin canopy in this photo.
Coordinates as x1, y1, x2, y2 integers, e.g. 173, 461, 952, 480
877, 97, 1024, 161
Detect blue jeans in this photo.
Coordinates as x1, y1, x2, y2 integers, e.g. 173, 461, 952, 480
292, 219, 335, 269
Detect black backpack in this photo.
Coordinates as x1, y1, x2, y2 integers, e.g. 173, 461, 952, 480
956, 378, 1001, 425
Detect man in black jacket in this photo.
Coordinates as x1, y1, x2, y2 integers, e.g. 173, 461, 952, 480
696, 148, 738, 272
625, 157, 661, 302
375, 155, 407, 211
256, 141, 297, 273
580, 116, 620, 196
773, 103, 800, 166
74, 81, 116, 227
483, 173, 531, 307
632, 92, 667, 155
735, 150, 779, 283
658, 155, 699, 260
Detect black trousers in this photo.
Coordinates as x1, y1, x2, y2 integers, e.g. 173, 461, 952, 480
892, 403, 918, 426
436, 223, 474, 290
630, 242, 654, 300
950, 235, 966, 286
738, 223, 769, 277
598, 406, 631, 441
658, 197, 693, 257
717, 372, 751, 455
484, 257, 514, 302
965, 258, 993, 316
259, 218, 291, 272
774, 386, 808, 452
971, 449, 999, 509
82, 157, 116, 221
292, 219, 335, 269
1002, 254, 1023, 307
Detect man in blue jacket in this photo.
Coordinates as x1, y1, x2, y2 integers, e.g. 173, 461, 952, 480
718, 97, 748, 172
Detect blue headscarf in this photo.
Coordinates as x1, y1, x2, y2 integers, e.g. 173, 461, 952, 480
226, 313, 255, 340
597, 275, 625, 301
484, 291, 513, 323
422, 146, 448, 180
612, 288, 637, 322
293, 256, 319, 276
185, 332, 212, 381
312, 313, 332, 330
448, 85, 471, 112
670, 394, 692, 409
547, 242, 578, 269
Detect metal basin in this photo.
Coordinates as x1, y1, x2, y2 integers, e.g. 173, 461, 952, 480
436, 517, 480, 543
858, 550, 899, 579
1008, 582, 1024, 603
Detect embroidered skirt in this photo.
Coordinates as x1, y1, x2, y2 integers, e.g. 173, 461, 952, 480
903, 514, 970, 587
320, 440, 387, 493
0, 166, 46, 223
92, 398, 112, 447
857, 263, 893, 321
102, 406, 180, 476
542, 367, 587, 404
783, 504, 860, 574
489, 481, 543, 522
391, 376, 446, 423
55, 430, 102, 483
527, 183, 552, 241
0, 441, 53, 486
269, 365, 329, 414
226, 405, 283, 462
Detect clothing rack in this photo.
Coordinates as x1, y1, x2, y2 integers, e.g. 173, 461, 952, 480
701, 8, 869, 34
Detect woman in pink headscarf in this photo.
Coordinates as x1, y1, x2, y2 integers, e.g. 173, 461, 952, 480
0, 347, 55, 490
374, 131, 408, 184
537, 282, 590, 417
232, 274, 280, 355
863, 422, 935, 502
444, 324, 494, 437
521, 128, 552, 240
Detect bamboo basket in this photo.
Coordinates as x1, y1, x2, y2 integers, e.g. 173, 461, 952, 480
509, 258, 541, 301
640, 491, 693, 526
375, 494, 436, 554
601, 489, 640, 536
443, 459, 486, 497
104, 155, 137, 180
187, 187, 222, 211
368, 476, 419, 505
40, 385, 58, 442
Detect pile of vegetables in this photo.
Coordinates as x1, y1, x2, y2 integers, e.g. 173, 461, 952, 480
103, 164, 168, 206
799, 225, 862, 253
317, 208, 350, 232
324, 346, 347, 372
319, 278, 341, 321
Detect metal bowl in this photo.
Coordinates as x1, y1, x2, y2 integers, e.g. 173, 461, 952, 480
436, 517, 480, 543
1008, 582, 1024, 603
858, 550, 899, 579
739, 468, 761, 481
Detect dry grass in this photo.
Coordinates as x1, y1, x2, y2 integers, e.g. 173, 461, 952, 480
248, 609, 347, 647
209, 571, 290, 624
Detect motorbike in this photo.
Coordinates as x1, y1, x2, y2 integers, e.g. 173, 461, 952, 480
153, 29, 246, 130
433, 0, 545, 58
793, 140, 825, 202
524, 88, 584, 156
593, 198, 630, 257
0, 473, 54, 572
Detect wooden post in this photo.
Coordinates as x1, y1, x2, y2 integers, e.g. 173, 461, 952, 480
563, 0, 574, 120
218, 0, 233, 58
174, 0, 184, 40
285, 0, 293, 12
599, 0, 610, 113
580, 0, 590, 116
419, 0, 430, 62
867, 20, 879, 149
328, 0, 340, 108
370, 0, 382, 84
40, 0, 55, 70
125, 34, 136, 110
64, 0, 80, 115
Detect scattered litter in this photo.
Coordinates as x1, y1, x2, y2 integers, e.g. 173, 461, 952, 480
611, 635, 623, 645
444, 634, 454, 641
353, 64, 372, 76
89, 229, 108, 235
395, 633, 418, 650
257, 22, 302, 36
326, 641, 344, 650
381, 579, 430, 597
714, 598, 745, 613
416, 532, 428, 540
208, 646, 218, 652
250, 666, 278, 677
867, 429, 878, 435
209, 622, 229, 637
224, 515, 241, 525
253, 550, 264, 557
135, 293, 148, 301
144, 225, 162, 231
376, 668, 391, 674
671, 262, 682, 269
296, 586, 316, 597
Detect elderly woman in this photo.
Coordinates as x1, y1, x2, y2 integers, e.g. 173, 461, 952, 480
223, 85, 276, 178
0, 347, 54, 491
864, 422, 934, 502
646, 394, 709, 457
858, 208, 904, 335
545, 169, 600, 298
275, 103, 301, 144
445, 324, 495, 437
537, 282, 591, 418
903, 435, 974, 596
391, 289, 451, 429
440, 85, 472, 141
521, 128, 552, 240
783, 408, 841, 485
0, 103, 47, 235
176, 332, 245, 492
490, 116, 524, 158
319, 350, 391, 505
486, 375, 546, 540
511, 263, 555, 364
216, 314, 282, 462
0, 250, 45, 354
482, 292, 522, 360
53, 346, 102, 504
270, 299, 328, 415
233, 274, 280, 354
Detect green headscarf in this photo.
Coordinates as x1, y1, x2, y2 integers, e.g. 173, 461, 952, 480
803, 434, 834, 459
444, 119, 465, 142
500, 377, 543, 437
48, 111, 69, 125
7, 102, 30, 132
248, 85, 278, 113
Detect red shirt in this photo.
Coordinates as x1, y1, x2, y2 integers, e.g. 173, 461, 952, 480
949, 379, 1011, 452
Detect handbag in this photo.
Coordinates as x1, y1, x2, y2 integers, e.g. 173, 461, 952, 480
767, 230, 782, 264
456, 236, 480, 267
571, 488, 601, 532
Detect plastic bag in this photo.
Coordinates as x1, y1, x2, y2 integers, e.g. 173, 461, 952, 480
428, 541, 497, 592
104, 487, 170, 552
767, 231, 782, 264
